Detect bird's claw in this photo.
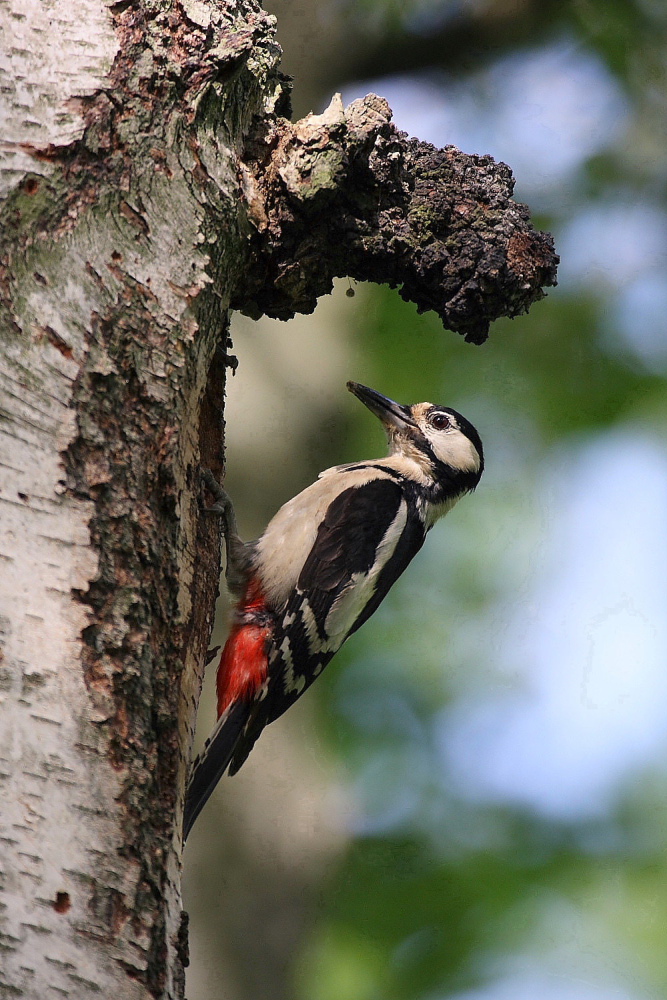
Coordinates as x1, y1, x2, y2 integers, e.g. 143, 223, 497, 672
205, 644, 221, 665
200, 469, 232, 516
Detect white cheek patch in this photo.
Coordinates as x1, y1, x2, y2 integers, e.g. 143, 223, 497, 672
429, 429, 480, 473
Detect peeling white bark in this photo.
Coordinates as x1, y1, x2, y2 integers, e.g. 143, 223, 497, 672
0, 210, 213, 995
0, 0, 119, 196
0, 1, 231, 994
0, 346, 147, 993
0, 3, 151, 992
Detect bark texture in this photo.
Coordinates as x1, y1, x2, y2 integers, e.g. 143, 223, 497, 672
1, 1, 282, 996
0, 0, 557, 997
236, 93, 557, 343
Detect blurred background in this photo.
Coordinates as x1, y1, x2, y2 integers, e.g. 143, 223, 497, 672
184, 1, 667, 998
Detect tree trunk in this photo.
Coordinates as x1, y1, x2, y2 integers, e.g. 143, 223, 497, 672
0, 1, 557, 996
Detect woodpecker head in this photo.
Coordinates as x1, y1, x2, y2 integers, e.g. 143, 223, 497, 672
347, 381, 484, 496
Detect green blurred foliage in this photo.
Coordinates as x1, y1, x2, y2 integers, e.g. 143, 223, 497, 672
283, 2, 667, 998
187, 2, 667, 998
294, 285, 665, 998
294, 292, 667, 999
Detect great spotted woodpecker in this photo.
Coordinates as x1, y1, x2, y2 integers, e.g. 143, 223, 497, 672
183, 382, 483, 839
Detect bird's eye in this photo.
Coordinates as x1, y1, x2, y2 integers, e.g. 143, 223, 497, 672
429, 412, 451, 430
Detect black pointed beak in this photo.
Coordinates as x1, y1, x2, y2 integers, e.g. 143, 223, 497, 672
347, 382, 416, 431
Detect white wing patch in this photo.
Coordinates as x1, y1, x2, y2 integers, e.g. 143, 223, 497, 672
281, 635, 307, 695
299, 597, 322, 654
323, 498, 408, 645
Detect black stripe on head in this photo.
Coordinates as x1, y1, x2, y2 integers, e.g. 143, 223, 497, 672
410, 439, 480, 499
340, 463, 405, 481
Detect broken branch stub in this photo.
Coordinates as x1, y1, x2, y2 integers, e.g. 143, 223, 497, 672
234, 93, 558, 343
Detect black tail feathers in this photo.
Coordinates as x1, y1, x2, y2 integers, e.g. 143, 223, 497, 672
183, 701, 250, 840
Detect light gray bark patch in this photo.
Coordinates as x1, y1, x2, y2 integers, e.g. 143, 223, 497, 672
0, 0, 119, 196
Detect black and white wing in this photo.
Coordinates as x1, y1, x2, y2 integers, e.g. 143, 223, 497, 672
275, 477, 426, 716
227, 476, 425, 773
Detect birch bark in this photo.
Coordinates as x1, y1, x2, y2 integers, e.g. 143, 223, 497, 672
0, 1, 283, 994
0, 0, 557, 995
